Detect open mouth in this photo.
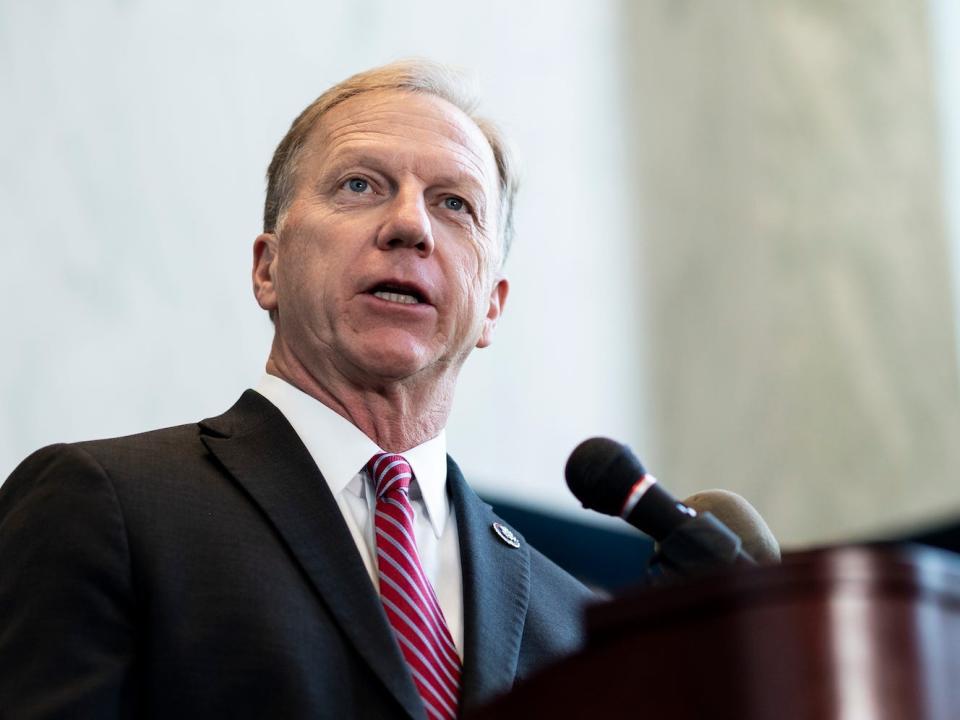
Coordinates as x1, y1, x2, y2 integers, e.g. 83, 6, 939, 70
368, 283, 427, 306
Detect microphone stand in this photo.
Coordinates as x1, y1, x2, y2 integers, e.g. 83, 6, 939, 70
648, 512, 756, 582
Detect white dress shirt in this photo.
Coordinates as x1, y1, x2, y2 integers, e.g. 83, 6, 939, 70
254, 373, 464, 656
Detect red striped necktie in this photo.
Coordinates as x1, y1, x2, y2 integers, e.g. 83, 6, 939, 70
368, 453, 462, 720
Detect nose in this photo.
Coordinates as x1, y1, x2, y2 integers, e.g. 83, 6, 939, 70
376, 186, 435, 256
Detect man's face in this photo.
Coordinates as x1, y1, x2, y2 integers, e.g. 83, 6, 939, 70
253, 89, 508, 389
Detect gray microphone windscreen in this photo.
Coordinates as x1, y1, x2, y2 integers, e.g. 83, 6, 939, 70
682, 489, 781, 564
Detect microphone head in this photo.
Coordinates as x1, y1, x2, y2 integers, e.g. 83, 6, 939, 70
565, 437, 647, 517
682, 489, 781, 563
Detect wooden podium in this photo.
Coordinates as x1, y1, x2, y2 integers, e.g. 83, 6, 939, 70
471, 544, 960, 719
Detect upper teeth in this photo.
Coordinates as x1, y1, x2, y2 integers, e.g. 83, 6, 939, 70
374, 290, 419, 305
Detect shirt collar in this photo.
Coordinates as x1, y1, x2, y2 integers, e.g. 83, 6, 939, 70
253, 373, 449, 537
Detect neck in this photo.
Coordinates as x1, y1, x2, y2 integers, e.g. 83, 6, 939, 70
264, 339, 456, 453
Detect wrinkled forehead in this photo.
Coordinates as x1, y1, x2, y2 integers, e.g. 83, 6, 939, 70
302, 90, 499, 197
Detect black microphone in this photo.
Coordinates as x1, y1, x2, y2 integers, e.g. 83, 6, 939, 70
565, 437, 760, 576
564, 436, 696, 540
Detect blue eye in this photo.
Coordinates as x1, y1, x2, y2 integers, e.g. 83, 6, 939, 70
444, 197, 465, 212
347, 178, 369, 193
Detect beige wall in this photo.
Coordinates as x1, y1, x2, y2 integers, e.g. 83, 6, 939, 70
625, 1, 960, 546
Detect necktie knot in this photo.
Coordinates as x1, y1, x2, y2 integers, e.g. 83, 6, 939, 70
367, 453, 413, 499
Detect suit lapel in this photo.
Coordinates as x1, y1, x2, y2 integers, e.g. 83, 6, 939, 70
199, 391, 425, 720
447, 457, 530, 715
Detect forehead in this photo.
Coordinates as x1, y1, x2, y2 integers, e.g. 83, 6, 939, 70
305, 90, 498, 190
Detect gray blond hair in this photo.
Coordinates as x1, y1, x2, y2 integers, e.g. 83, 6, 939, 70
263, 59, 519, 258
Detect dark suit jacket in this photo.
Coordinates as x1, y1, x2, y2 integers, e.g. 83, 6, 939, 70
0, 391, 592, 719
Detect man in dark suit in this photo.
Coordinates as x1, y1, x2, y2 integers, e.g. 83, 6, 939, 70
0, 60, 592, 718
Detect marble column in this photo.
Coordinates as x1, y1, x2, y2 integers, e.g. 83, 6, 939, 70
622, 0, 960, 545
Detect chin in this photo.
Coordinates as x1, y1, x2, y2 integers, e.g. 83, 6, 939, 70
348, 343, 436, 382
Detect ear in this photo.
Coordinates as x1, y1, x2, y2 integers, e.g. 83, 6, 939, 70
476, 276, 510, 349
252, 233, 279, 313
